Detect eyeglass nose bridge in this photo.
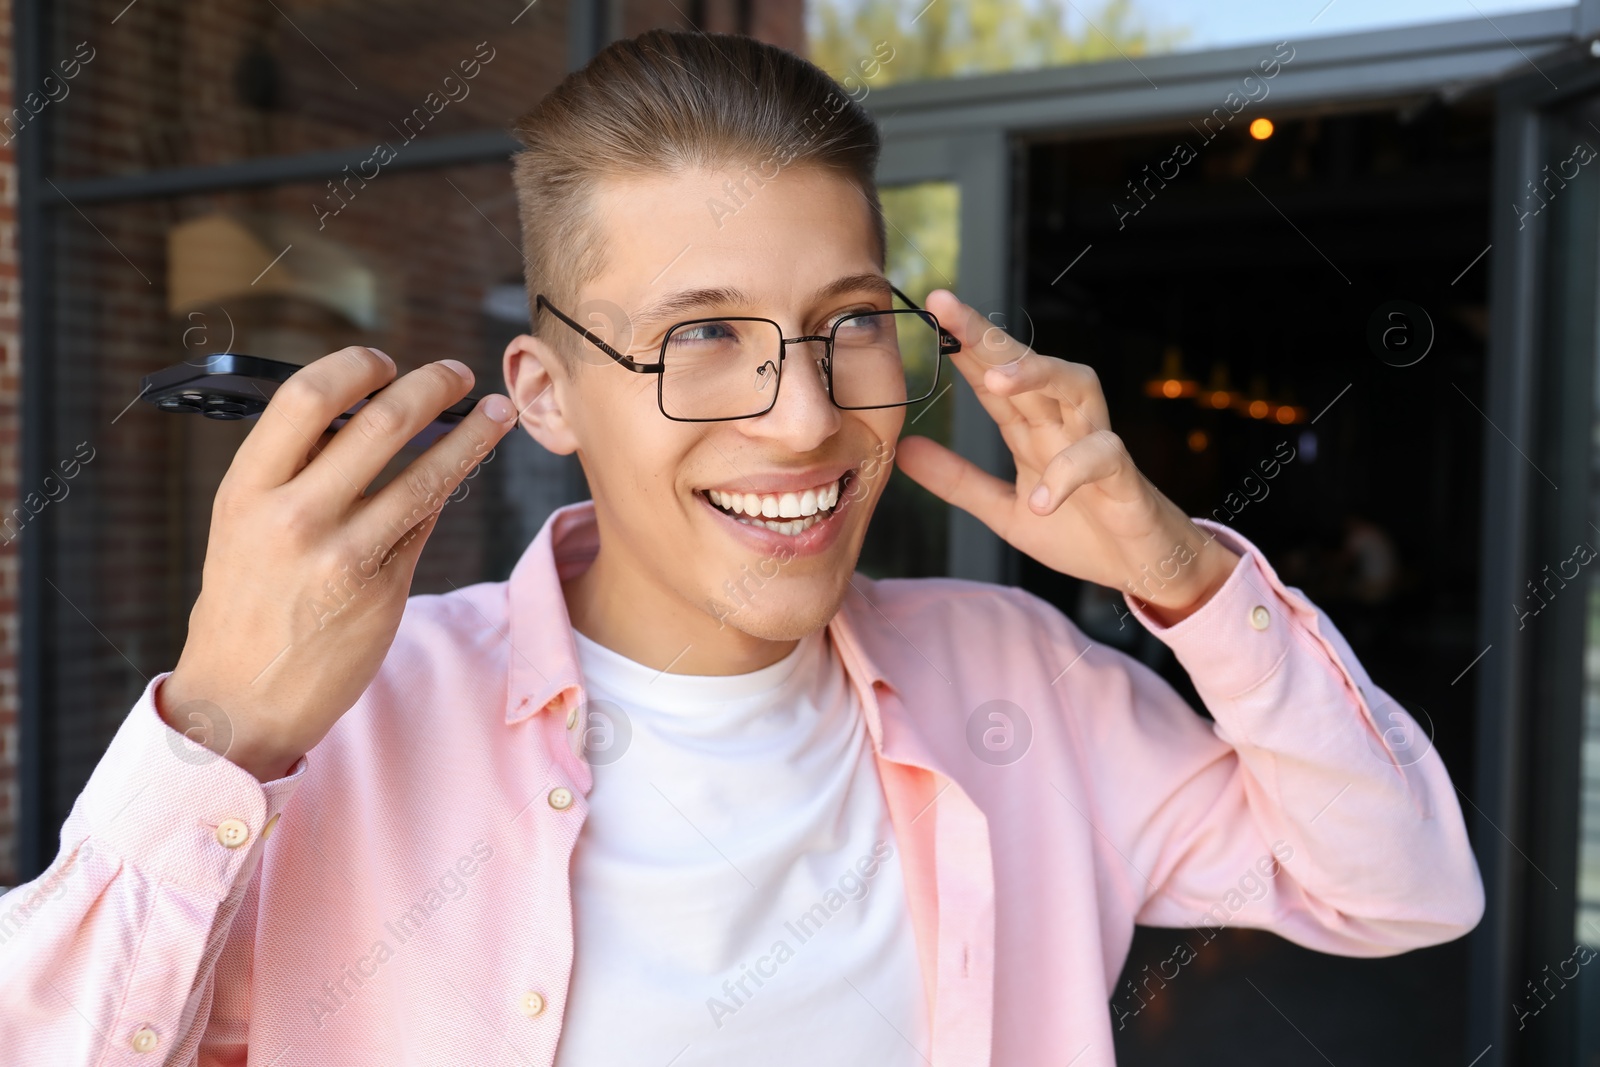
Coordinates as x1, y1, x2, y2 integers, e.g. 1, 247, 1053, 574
775, 332, 835, 390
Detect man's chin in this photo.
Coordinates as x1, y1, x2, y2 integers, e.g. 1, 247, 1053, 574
706, 585, 850, 642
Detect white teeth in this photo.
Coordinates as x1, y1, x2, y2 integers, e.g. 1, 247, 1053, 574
734, 512, 822, 536
706, 476, 848, 528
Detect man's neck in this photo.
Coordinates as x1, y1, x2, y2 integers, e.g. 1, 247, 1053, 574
563, 546, 801, 676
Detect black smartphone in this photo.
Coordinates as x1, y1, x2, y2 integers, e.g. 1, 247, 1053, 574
141, 353, 482, 450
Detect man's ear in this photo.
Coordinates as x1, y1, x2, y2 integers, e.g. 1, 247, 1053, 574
502, 333, 579, 455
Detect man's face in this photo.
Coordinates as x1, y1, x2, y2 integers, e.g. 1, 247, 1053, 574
528, 164, 904, 643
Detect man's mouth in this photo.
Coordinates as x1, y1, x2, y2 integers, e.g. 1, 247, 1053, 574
701, 472, 852, 536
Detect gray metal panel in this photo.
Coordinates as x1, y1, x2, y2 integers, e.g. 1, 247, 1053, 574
1468, 88, 1543, 1067
567, 0, 614, 71
945, 128, 1013, 583
1579, 0, 1600, 38
45, 129, 523, 206
1464, 45, 1600, 1067
876, 135, 955, 185
864, 7, 1576, 138
15, 0, 45, 881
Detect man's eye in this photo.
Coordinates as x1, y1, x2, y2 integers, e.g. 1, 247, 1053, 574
668, 321, 739, 345
828, 305, 882, 330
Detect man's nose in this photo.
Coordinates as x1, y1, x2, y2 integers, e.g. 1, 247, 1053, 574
748, 337, 840, 449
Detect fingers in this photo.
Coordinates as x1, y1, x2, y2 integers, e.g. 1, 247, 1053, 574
925, 289, 1111, 435
924, 289, 1031, 372
1027, 430, 1134, 514
920, 290, 1033, 434
894, 434, 1017, 538
300, 358, 486, 500
229, 347, 397, 492
350, 395, 517, 553
983, 352, 1111, 435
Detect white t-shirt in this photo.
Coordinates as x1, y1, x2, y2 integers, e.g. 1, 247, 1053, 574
551, 627, 931, 1066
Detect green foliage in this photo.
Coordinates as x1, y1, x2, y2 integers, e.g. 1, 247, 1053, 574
881, 182, 958, 310
808, 0, 1191, 87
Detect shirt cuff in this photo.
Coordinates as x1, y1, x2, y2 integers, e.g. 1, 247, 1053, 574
1121, 518, 1304, 701
80, 671, 307, 901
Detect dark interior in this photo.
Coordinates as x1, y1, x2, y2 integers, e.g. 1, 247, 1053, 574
1015, 99, 1493, 1064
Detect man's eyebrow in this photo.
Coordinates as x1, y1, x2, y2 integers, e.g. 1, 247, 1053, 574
631, 272, 893, 328
632, 286, 750, 329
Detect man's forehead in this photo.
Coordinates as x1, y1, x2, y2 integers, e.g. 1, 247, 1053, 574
577, 166, 883, 317
628, 273, 891, 330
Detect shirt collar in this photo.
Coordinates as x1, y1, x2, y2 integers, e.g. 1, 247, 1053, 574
504, 502, 593, 730
504, 501, 902, 754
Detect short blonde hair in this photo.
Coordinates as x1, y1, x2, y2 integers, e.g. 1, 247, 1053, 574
508, 28, 887, 361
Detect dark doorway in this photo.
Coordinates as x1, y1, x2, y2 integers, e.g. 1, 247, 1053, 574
1018, 99, 1492, 1064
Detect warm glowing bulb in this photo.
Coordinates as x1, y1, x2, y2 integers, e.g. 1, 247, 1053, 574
1249, 399, 1269, 418
1163, 379, 1182, 398
1187, 429, 1208, 452
1250, 117, 1274, 140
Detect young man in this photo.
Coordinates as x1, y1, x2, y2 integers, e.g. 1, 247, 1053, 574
1, 28, 1481, 1067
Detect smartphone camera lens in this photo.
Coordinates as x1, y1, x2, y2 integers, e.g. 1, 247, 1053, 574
158, 393, 207, 413
200, 395, 253, 419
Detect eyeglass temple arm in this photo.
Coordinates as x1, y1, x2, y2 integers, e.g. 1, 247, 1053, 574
535, 287, 962, 366
534, 293, 660, 374
888, 282, 962, 354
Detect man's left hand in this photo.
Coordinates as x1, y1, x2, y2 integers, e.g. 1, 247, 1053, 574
895, 289, 1241, 627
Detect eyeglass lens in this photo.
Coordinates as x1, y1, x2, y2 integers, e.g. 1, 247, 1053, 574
658, 311, 941, 420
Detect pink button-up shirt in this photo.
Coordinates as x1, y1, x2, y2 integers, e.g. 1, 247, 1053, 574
0, 501, 1483, 1066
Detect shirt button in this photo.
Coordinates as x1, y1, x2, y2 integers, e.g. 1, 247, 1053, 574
548, 787, 573, 810
566, 705, 578, 730
130, 1026, 159, 1053
519, 991, 546, 1017
1249, 605, 1271, 630
215, 818, 251, 849
262, 813, 281, 840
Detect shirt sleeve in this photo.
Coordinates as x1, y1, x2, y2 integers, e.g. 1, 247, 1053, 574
0, 670, 306, 1065
1099, 518, 1484, 954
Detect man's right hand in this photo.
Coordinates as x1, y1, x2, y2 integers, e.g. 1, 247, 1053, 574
155, 346, 518, 782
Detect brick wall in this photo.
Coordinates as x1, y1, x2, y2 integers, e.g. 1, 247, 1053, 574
0, 0, 806, 885
0, 0, 17, 886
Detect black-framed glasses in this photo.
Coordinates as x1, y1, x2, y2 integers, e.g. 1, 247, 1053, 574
535, 282, 961, 422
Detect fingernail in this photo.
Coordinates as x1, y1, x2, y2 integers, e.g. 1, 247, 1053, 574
369, 347, 394, 368
1029, 484, 1050, 509
438, 358, 472, 380
484, 395, 515, 423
